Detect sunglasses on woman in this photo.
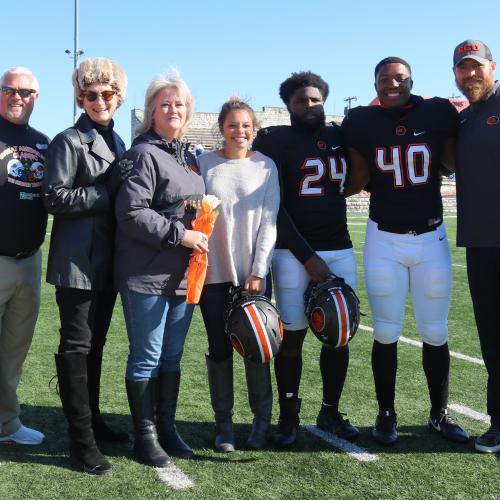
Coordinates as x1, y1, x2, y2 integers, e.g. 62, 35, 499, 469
83, 90, 117, 102
1, 86, 37, 98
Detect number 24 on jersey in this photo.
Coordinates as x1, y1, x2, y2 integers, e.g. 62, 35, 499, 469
299, 156, 347, 196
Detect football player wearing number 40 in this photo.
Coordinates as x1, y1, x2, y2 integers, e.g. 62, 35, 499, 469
342, 57, 469, 445
253, 72, 359, 446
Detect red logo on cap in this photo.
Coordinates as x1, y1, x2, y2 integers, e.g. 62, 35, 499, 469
487, 116, 499, 125
457, 43, 480, 55
395, 125, 406, 136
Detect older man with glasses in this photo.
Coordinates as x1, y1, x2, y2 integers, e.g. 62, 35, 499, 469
0, 67, 49, 445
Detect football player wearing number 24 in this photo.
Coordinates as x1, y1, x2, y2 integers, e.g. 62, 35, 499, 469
342, 57, 469, 445
253, 72, 359, 446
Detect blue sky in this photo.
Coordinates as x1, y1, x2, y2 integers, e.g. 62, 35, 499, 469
4, 0, 498, 146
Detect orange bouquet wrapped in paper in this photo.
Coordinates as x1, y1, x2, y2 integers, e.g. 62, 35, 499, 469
186, 195, 221, 304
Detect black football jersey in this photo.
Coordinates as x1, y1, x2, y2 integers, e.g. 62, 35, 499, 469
342, 96, 458, 230
253, 123, 351, 259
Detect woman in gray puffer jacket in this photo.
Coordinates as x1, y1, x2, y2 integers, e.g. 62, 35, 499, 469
114, 73, 206, 467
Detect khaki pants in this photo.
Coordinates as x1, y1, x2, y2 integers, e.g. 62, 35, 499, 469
0, 250, 41, 436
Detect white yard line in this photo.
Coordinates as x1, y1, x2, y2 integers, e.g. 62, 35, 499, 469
304, 424, 379, 462
154, 464, 194, 491
449, 404, 490, 424
358, 324, 484, 366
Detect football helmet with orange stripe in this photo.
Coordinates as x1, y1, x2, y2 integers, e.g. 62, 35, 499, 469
304, 276, 360, 349
224, 286, 284, 363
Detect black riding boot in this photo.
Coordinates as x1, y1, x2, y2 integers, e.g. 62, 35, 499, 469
87, 346, 129, 443
244, 359, 272, 449
157, 371, 193, 458
125, 378, 171, 467
55, 352, 112, 475
206, 355, 235, 452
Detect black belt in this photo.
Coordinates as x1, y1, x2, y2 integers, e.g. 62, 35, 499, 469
377, 222, 441, 236
1, 249, 38, 259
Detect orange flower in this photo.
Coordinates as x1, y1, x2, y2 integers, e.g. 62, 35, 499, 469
186, 195, 220, 304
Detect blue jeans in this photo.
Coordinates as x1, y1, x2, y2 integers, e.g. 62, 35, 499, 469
121, 291, 194, 380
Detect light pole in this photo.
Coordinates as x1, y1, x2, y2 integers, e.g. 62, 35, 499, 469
343, 96, 357, 117
65, 0, 84, 124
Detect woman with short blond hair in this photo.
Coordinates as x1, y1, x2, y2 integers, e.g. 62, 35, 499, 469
115, 73, 206, 466
44, 57, 130, 475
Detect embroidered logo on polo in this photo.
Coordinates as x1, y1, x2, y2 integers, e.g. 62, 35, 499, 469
0, 145, 45, 188
486, 116, 499, 126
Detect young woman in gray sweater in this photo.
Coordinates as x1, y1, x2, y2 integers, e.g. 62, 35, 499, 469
197, 98, 280, 451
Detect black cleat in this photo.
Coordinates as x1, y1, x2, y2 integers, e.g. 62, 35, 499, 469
316, 407, 359, 442
372, 410, 398, 445
428, 409, 469, 443
274, 420, 299, 447
273, 398, 301, 448
475, 425, 500, 453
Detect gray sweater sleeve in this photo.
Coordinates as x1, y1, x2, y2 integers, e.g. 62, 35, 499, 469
115, 151, 186, 249
251, 157, 280, 278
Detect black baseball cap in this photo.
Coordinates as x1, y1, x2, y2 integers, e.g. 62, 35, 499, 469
453, 40, 493, 67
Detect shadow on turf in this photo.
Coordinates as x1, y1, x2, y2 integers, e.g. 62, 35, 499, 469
0, 405, 266, 469
2, 406, 498, 468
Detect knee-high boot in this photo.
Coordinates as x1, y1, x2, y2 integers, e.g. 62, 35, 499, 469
206, 355, 235, 452
87, 346, 129, 443
157, 371, 193, 458
55, 352, 112, 475
244, 359, 272, 449
125, 378, 171, 467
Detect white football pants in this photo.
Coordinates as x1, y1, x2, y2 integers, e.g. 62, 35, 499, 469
272, 248, 357, 331
364, 218, 451, 346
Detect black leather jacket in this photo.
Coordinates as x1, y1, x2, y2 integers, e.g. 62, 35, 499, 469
43, 113, 126, 290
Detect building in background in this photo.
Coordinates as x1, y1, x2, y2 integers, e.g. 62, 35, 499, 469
131, 106, 342, 151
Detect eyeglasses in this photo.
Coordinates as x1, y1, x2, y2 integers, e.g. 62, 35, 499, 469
83, 90, 116, 102
1, 86, 37, 98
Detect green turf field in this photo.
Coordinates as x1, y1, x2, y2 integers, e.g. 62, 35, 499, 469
1, 215, 498, 499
